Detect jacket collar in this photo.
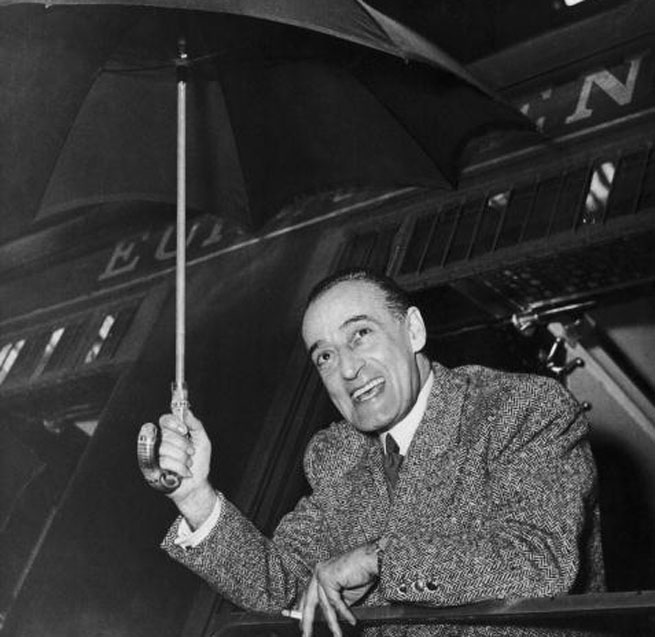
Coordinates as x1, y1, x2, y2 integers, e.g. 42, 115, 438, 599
359, 362, 469, 497
414, 361, 469, 456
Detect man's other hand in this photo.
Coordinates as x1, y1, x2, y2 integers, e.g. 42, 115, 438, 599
157, 410, 215, 529
298, 543, 379, 637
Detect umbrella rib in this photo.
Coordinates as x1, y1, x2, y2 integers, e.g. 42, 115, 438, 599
101, 52, 220, 74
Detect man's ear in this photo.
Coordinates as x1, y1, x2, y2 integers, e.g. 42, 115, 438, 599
405, 307, 427, 353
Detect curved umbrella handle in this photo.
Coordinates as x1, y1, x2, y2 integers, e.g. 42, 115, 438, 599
137, 384, 190, 493
137, 422, 183, 493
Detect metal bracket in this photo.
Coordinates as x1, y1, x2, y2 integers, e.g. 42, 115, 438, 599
543, 336, 585, 380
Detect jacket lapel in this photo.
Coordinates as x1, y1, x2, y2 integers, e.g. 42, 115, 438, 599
325, 363, 470, 549
393, 363, 470, 507
323, 433, 390, 551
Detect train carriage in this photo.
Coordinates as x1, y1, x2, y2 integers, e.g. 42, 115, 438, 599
0, 1, 654, 635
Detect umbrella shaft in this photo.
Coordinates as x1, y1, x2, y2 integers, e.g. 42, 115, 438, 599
175, 62, 187, 391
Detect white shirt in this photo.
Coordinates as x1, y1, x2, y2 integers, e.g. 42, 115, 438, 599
379, 371, 434, 456
176, 371, 434, 549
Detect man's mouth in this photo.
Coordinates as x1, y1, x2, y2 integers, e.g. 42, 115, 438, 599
351, 378, 385, 403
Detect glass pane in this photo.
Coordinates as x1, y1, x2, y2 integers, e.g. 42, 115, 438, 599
444, 199, 484, 264
607, 151, 647, 219
32, 328, 66, 378
399, 215, 435, 274
2, 335, 48, 384
84, 315, 116, 364
0, 342, 13, 369
583, 161, 616, 225
637, 148, 655, 213
43, 322, 84, 374
524, 177, 560, 240
550, 167, 588, 234
0, 340, 26, 385
422, 206, 459, 270
471, 192, 509, 257
496, 185, 534, 249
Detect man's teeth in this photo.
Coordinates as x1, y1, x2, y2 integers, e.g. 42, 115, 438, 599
352, 378, 384, 401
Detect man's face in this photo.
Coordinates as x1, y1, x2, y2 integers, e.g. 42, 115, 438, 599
302, 280, 427, 433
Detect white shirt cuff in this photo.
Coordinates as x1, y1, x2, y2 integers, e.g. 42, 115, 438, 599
174, 491, 223, 549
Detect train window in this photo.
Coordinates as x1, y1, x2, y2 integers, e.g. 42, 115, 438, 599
496, 184, 534, 249
637, 147, 655, 213
583, 161, 616, 224
399, 214, 435, 274
606, 151, 646, 219
2, 333, 53, 384
83, 306, 136, 365
0, 340, 25, 385
523, 176, 560, 240
84, 315, 116, 364
471, 191, 509, 257
41, 321, 85, 375
0, 300, 141, 392
422, 205, 460, 269
32, 327, 66, 378
445, 199, 484, 264
550, 167, 588, 234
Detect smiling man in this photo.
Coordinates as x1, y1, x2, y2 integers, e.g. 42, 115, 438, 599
302, 272, 431, 434
154, 269, 604, 637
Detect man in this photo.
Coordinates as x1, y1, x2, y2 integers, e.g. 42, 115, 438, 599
151, 269, 604, 637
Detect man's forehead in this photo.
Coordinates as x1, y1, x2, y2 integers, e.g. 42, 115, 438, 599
302, 280, 390, 337
307, 280, 388, 317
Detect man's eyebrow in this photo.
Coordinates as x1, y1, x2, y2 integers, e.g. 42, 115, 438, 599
307, 341, 323, 358
307, 315, 376, 358
340, 314, 376, 330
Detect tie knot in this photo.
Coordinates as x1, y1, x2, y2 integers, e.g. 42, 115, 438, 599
385, 434, 400, 457
383, 434, 403, 491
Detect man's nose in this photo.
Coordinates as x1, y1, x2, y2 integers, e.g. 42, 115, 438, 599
339, 348, 364, 379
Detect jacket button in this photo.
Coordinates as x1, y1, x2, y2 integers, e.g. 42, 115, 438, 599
398, 584, 408, 595
413, 580, 426, 592
426, 581, 438, 591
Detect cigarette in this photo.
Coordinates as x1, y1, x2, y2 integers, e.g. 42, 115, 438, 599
281, 609, 302, 620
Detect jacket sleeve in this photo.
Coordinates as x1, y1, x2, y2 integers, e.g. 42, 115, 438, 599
379, 376, 601, 605
160, 425, 351, 613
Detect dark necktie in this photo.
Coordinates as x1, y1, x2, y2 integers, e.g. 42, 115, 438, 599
383, 434, 404, 491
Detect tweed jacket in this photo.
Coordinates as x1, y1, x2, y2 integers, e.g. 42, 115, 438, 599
162, 363, 605, 636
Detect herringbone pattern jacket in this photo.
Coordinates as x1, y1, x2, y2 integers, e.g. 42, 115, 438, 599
162, 363, 606, 636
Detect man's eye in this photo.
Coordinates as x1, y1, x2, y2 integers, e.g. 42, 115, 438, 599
353, 327, 372, 341
315, 351, 332, 368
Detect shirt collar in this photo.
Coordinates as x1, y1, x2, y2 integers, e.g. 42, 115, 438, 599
380, 371, 434, 456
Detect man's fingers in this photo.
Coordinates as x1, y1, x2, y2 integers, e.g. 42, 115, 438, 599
160, 413, 188, 435
317, 584, 343, 637
300, 577, 318, 637
325, 588, 356, 627
159, 451, 192, 478
316, 568, 356, 628
159, 429, 194, 478
183, 409, 203, 433
160, 426, 191, 451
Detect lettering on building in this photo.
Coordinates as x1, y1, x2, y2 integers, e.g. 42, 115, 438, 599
99, 217, 245, 282
514, 48, 652, 134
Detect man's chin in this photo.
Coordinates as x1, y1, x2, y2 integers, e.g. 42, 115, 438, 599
350, 413, 393, 434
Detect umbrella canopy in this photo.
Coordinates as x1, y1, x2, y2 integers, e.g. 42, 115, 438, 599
1, 0, 490, 86
0, 2, 529, 242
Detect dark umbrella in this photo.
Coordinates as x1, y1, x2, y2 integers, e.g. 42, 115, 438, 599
0, 1, 529, 489
1, 1, 526, 232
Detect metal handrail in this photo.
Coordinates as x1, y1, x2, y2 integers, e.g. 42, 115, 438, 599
213, 590, 655, 636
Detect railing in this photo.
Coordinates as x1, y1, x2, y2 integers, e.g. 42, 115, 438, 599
213, 590, 655, 636
397, 145, 655, 279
